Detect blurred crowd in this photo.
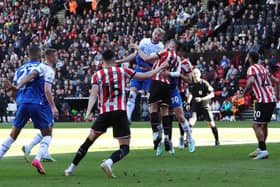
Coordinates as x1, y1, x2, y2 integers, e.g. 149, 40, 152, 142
0, 0, 280, 121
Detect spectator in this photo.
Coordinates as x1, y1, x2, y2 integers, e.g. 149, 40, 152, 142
220, 98, 234, 121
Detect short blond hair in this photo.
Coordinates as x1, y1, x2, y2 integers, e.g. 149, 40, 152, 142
154, 27, 166, 36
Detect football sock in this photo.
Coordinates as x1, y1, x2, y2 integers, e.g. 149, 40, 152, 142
258, 141, 266, 151
72, 138, 93, 165
178, 122, 184, 136
0, 136, 15, 158
27, 132, 43, 151
126, 91, 137, 121
181, 120, 193, 142
110, 145, 129, 164
168, 115, 173, 139
35, 136, 51, 160
162, 115, 171, 140
211, 127, 219, 141
151, 112, 160, 140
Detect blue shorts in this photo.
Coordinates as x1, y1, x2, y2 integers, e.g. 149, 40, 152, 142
130, 68, 151, 91
13, 103, 54, 129
169, 87, 182, 109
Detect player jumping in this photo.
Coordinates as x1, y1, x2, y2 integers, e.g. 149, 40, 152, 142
116, 27, 165, 122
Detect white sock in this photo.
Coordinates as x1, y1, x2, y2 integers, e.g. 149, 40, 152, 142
27, 132, 43, 151
126, 91, 137, 121
0, 136, 15, 158
68, 163, 76, 172
181, 120, 193, 142
153, 132, 159, 141
35, 136, 52, 161
105, 158, 113, 167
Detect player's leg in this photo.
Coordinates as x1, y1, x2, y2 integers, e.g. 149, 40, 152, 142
161, 105, 173, 152
174, 106, 195, 152
0, 104, 28, 158
65, 130, 103, 176
205, 109, 220, 146
0, 126, 22, 158
189, 112, 197, 127
149, 103, 161, 149
65, 113, 108, 176
252, 123, 269, 159
126, 85, 138, 122
101, 111, 130, 178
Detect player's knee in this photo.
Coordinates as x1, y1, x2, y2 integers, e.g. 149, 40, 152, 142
177, 115, 185, 124
120, 144, 129, 156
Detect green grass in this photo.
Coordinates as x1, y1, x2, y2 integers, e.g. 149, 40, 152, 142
0, 120, 280, 129
0, 144, 280, 186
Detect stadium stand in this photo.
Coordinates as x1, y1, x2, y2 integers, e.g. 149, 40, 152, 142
0, 0, 280, 121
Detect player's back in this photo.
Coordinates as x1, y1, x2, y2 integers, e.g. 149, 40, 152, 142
92, 66, 135, 114
247, 64, 276, 103
152, 49, 180, 84
14, 60, 46, 105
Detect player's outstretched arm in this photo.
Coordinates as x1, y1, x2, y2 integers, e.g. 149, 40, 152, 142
133, 61, 167, 80
270, 75, 280, 100
85, 84, 99, 121
128, 43, 159, 63
16, 70, 38, 90
180, 72, 192, 84
115, 51, 137, 64
45, 82, 59, 118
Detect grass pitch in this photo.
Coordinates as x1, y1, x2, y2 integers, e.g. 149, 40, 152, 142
0, 121, 280, 186
0, 144, 280, 187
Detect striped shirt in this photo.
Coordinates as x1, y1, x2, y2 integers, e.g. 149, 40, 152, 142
91, 67, 135, 114
247, 64, 276, 103
178, 58, 193, 93
152, 49, 180, 84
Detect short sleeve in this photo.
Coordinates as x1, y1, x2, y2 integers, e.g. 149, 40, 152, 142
44, 68, 55, 84
91, 73, 98, 84
247, 66, 255, 77
13, 70, 18, 84
205, 80, 214, 93
123, 68, 136, 79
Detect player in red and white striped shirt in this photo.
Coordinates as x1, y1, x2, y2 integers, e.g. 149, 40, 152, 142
65, 49, 166, 177
129, 40, 181, 153
242, 52, 280, 159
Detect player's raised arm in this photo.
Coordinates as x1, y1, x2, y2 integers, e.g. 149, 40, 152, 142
242, 76, 255, 97
15, 70, 39, 90
128, 43, 159, 63
85, 84, 99, 121
133, 61, 167, 80
115, 51, 137, 64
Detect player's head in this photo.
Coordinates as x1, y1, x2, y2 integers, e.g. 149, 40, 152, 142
248, 52, 259, 65
29, 45, 41, 61
165, 39, 177, 52
192, 68, 201, 82
176, 42, 187, 56
45, 48, 57, 66
152, 27, 165, 43
102, 49, 115, 65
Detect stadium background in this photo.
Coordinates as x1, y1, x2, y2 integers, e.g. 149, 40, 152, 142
0, 0, 280, 186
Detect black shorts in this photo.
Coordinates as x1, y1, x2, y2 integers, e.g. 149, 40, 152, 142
253, 102, 276, 124
149, 80, 171, 105
192, 103, 214, 122
91, 110, 130, 138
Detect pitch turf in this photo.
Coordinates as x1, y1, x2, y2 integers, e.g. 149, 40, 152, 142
0, 120, 280, 129
0, 144, 280, 187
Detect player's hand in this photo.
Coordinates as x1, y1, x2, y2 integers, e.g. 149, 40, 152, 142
128, 43, 139, 51
85, 112, 92, 122
115, 60, 122, 65
161, 70, 170, 77
52, 106, 59, 119
195, 97, 202, 102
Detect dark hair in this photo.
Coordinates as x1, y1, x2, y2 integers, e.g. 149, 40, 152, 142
29, 45, 41, 57
248, 52, 259, 63
177, 42, 187, 52
45, 48, 57, 56
102, 49, 115, 61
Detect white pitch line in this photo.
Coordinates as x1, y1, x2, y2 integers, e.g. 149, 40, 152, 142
0, 128, 280, 157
